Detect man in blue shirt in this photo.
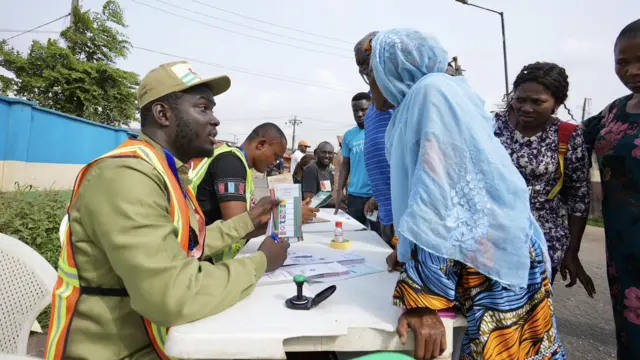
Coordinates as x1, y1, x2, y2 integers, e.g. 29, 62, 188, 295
335, 92, 380, 235
352, 31, 396, 248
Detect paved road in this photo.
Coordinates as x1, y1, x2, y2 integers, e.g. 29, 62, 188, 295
553, 225, 617, 359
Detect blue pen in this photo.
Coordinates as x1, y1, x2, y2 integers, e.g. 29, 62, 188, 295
270, 233, 280, 244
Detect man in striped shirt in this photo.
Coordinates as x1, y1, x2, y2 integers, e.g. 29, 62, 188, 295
354, 31, 396, 248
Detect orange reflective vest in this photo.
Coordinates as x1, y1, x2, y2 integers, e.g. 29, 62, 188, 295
44, 139, 204, 360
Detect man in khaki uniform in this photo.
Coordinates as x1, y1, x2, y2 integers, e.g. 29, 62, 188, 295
44, 61, 289, 360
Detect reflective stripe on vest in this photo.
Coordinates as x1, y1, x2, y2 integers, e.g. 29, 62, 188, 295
189, 144, 254, 261
44, 139, 203, 360
547, 121, 577, 199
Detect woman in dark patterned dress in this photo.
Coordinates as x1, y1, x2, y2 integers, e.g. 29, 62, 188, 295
581, 19, 640, 359
494, 62, 595, 296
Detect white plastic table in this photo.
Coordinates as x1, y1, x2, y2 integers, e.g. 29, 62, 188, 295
303, 209, 368, 233
164, 224, 466, 359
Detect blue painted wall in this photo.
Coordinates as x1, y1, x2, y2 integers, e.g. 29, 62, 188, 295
0, 96, 137, 164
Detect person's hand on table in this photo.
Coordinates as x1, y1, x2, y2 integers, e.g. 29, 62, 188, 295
302, 198, 319, 224
258, 235, 290, 272
249, 196, 281, 227
397, 307, 447, 360
560, 250, 596, 298
364, 197, 378, 216
386, 249, 404, 272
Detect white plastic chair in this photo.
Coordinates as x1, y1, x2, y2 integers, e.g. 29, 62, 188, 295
0, 233, 57, 355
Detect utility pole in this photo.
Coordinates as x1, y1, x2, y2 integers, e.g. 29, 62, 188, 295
230, 133, 239, 145
581, 98, 592, 121
450, 56, 465, 76
70, 0, 80, 24
286, 116, 302, 152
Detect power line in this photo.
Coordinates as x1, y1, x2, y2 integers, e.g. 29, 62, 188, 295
130, 0, 351, 59
225, 115, 290, 121
132, 46, 355, 92
190, 0, 352, 45
152, 0, 350, 52
0, 29, 61, 34
1, 14, 69, 41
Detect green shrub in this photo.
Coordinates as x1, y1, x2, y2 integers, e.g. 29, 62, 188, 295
588, 217, 605, 228
0, 183, 70, 329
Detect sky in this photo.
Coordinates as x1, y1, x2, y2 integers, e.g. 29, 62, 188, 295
2, 0, 639, 150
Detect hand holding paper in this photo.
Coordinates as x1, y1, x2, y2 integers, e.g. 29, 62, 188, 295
250, 197, 282, 227
302, 198, 320, 224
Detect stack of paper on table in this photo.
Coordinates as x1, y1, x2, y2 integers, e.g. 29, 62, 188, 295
312, 263, 384, 283
282, 252, 365, 266
257, 251, 384, 286
258, 262, 350, 286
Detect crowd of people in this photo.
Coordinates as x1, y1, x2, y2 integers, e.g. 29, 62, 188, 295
42, 16, 639, 360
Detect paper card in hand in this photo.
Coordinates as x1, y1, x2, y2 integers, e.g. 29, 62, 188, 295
268, 184, 304, 243
309, 191, 332, 208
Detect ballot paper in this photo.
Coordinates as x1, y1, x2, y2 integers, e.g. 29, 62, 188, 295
288, 251, 312, 258
311, 263, 384, 283
283, 252, 365, 267
266, 184, 304, 243
308, 191, 332, 208
365, 210, 378, 222
257, 262, 350, 286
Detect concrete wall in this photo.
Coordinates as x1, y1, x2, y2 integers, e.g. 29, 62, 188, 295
0, 96, 136, 191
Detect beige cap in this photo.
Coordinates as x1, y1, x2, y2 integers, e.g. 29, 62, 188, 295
137, 61, 231, 108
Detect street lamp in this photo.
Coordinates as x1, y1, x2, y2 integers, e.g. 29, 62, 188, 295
230, 133, 239, 145
455, 0, 510, 96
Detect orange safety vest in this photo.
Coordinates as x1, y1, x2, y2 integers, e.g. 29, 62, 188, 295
44, 138, 205, 360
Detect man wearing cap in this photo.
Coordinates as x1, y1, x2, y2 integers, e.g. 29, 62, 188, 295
290, 140, 310, 173
44, 61, 289, 360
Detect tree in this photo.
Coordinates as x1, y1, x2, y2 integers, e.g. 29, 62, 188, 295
0, 0, 139, 127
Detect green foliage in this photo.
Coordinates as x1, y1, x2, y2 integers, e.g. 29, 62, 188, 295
0, 0, 139, 126
0, 183, 68, 267
588, 217, 604, 228
0, 184, 70, 328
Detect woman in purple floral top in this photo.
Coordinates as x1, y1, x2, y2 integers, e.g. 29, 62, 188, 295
494, 62, 595, 297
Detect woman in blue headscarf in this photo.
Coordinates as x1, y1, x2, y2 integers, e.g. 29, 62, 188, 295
366, 29, 565, 360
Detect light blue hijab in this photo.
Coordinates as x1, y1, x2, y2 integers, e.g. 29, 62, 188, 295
371, 29, 550, 288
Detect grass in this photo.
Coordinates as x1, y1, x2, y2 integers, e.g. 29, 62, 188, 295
0, 186, 70, 330
587, 217, 604, 228
23, 189, 72, 201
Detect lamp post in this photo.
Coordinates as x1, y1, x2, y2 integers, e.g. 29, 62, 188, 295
455, 0, 510, 96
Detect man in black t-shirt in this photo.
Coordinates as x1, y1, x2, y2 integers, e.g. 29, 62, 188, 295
302, 141, 341, 208
196, 123, 287, 237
